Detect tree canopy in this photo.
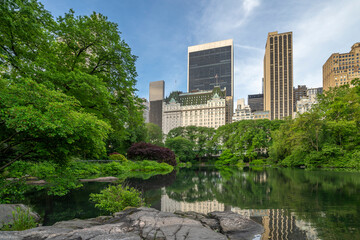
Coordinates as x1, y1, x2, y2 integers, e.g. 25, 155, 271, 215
0, 0, 145, 166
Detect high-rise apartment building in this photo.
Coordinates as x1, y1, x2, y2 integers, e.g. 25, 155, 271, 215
188, 40, 234, 122
323, 43, 360, 91
248, 94, 264, 112
263, 31, 293, 120
149, 80, 164, 129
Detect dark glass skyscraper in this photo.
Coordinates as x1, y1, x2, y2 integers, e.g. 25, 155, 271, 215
187, 39, 234, 98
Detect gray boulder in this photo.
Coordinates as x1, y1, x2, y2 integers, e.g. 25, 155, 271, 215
0, 208, 263, 240
0, 204, 41, 228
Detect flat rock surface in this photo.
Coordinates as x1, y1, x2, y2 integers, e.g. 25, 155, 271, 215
0, 208, 263, 240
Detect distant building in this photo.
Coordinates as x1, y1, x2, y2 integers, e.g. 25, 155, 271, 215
149, 80, 164, 129
323, 43, 360, 91
253, 111, 270, 120
233, 98, 253, 121
293, 85, 307, 111
293, 87, 322, 118
188, 39, 234, 123
162, 87, 229, 134
264, 31, 293, 120
248, 94, 264, 112
141, 98, 150, 123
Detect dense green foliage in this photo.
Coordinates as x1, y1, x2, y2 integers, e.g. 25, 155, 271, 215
0, 0, 145, 167
166, 121, 282, 165
166, 126, 216, 160
270, 79, 360, 168
89, 184, 145, 213
145, 123, 163, 146
0, 207, 37, 231
108, 153, 127, 162
165, 136, 196, 162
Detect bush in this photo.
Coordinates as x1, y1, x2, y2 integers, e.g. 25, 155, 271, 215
215, 149, 239, 166
108, 153, 127, 162
127, 142, 176, 166
89, 184, 145, 213
1, 207, 37, 231
250, 159, 267, 166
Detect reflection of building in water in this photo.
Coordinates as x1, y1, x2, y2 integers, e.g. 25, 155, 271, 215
161, 193, 225, 214
161, 193, 317, 240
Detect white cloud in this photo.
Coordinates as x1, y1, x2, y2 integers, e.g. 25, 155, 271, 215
192, 0, 261, 43
293, 0, 360, 88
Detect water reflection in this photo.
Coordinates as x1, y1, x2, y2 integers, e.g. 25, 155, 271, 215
150, 166, 360, 240
25, 166, 360, 239
160, 191, 316, 240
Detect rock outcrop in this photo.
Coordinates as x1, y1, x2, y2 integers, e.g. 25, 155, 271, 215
0, 207, 264, 240
0, 204, 41, 228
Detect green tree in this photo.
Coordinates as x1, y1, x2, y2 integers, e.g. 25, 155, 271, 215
0, 0, 145, 166
0, 78, 111, 167
145, 123, 163, 146
165, 136, 196, 162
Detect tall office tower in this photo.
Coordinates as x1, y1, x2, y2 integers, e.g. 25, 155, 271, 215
323, 43, 360, 91
188, 39, 234, 122
264, 31, 293, 120
149, 80, 164, 129
248, 94, 264, 112
293, 85, 307, 111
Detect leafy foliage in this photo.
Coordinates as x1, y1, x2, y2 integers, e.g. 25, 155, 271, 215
270, 79, 360, 168
108, 153, 127, 162
0, 207, 37, 231
145, 123, 163, 146
0, 0, 145, 167
127, 142, 176, 166
89, 184, 145, 213
165, 136, 196, 162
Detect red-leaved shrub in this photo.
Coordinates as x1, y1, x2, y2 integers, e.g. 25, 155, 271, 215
127, 142, 176, 166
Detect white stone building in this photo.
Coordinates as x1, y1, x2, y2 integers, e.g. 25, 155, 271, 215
162, 87, 228, 135
293, 87, 323, 118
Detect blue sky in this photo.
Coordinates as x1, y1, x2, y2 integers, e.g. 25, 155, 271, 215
40, 0, 360, 103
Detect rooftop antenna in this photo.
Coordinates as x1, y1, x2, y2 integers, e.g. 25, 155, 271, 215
215, 74, 219, 87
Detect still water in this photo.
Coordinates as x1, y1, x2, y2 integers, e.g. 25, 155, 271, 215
25, 166, 360, 240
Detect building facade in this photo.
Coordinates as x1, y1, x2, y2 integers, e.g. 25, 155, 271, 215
149, 80, 164, 128
263, 31, 293, 120
162, 87, 228, 134
293, 87, 323, 118
293, 85, 307, 111
248, 94, 264, 112
323, 43, 360, 91
188, 39, 234, 122
233, 98, 253, 121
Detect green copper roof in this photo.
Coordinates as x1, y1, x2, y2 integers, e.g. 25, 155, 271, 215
164, 86, 226, 106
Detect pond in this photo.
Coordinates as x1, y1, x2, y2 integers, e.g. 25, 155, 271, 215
24, 166, 360, 240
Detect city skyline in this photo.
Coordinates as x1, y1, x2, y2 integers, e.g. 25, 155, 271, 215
40, 0, 360, 104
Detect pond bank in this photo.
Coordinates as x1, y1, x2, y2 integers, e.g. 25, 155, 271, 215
0, 207, 263, 240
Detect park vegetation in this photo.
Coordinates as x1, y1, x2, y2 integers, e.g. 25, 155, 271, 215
165, 79, 360, 169
0, 0, 146, 169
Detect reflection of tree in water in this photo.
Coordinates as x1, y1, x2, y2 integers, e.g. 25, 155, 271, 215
164, 166, 360, 239
165, 167, 221, 202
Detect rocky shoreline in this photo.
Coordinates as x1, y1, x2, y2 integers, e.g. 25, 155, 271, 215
0, 207, 264, 240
